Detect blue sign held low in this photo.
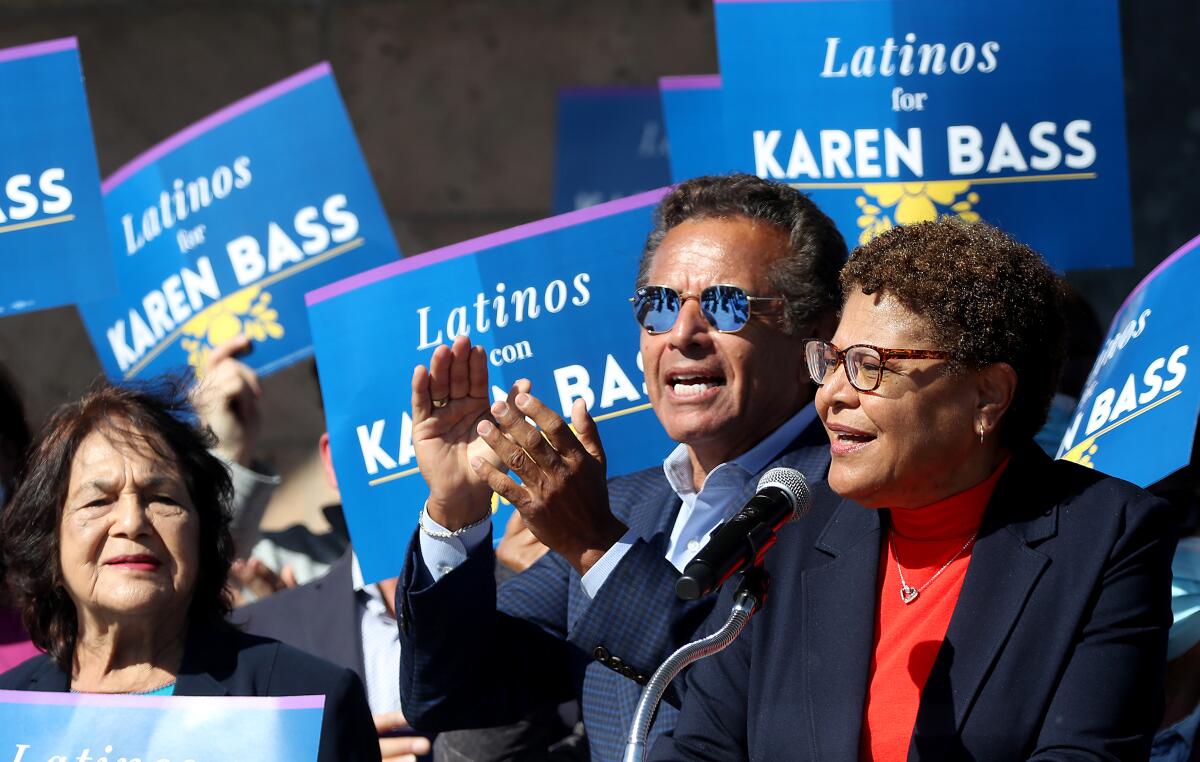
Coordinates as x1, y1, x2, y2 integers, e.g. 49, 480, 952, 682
0, 691, 323, 762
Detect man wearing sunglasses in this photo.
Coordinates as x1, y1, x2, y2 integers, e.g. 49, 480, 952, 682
398, 174, 847, 761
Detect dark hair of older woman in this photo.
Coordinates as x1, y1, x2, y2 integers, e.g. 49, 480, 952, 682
0, 381, 381, 762
651, 218, 1176, 762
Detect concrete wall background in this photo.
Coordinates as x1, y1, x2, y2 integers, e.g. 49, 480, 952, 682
0, 0, 1192, 526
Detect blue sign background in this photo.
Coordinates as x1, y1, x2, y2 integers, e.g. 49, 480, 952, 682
1056, 235, 1200, 486
552, 88, 671, 214
0, 38, 114, 316
307, 190, 676, 583
659, 75, 730, 182
710, 0, 1132, 271
78, 63, 400, 381
0, 691, 322, 762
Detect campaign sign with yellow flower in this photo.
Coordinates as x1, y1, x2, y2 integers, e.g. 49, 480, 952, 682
1055, 235, 1200, 487
662, 0, 1133, 271
78, 62, 400, 381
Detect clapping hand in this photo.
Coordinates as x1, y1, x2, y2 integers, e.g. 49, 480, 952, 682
471, 386, 626, 577
411, 335, 526, 530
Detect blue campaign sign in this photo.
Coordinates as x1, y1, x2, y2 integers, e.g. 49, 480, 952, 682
713, 0, 1132, 271
0, 691, 323, 761
0, 38, 114, 316
659, 75, 732, 182
307, 190, 677, 583
1056, 236, 1200, 487
551, 87, 671, 214
78, 63, 400, 381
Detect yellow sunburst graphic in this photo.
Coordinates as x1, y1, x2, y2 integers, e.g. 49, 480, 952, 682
1060, 436, 1099, 469
180, 287, 285, 375
855, 181, 981, 245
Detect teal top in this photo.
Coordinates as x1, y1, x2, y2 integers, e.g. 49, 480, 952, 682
70, 681, 176, 696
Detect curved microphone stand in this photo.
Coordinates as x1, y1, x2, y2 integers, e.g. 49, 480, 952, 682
622, 567, 769, 762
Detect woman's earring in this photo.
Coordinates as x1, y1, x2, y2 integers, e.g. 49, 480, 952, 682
978, 422, 985, 445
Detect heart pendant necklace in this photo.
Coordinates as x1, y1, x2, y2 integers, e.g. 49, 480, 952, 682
891, 531, 978, 605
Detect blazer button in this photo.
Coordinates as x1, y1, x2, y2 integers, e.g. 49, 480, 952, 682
594, 646, 610, 662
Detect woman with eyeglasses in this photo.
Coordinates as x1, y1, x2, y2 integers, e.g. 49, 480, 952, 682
650, 218, 1176, 761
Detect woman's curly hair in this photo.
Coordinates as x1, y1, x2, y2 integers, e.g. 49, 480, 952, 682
0, 379, 235, 669
842, 218, 1066, 446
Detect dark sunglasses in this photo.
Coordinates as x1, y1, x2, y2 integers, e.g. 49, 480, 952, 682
630, 284, 784, 334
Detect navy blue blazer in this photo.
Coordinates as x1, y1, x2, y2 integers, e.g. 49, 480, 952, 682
238, 550, 366, 684
0, 624, 381, 762
398, 414, 831, 762
650, 446, 1177, 761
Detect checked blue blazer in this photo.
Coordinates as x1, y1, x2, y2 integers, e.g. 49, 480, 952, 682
397, 411, 831, 762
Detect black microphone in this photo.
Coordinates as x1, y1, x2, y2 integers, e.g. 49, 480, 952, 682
675, 467, 810, 601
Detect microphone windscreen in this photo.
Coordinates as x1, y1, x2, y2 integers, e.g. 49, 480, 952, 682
756, 467, 810, 521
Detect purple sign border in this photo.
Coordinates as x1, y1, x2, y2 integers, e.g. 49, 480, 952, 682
306, 186, 671, 306
0, 688, 324, 711
102, 62, 334, 194
1115, 231, 1200, 316
0, 37, 76, 65
558, 85, 659, 98
659, 74, 722, 91
714, 0, 872, 4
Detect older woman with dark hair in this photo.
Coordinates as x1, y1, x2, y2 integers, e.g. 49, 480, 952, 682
651, 219, 1176, 761
0, 382, 380, 762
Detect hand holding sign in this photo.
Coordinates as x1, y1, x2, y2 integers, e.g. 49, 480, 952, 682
473, 386, 627, 577
191, 335, 262, 467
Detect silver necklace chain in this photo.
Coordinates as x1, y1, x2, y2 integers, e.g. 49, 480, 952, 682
891, 531, 978, 605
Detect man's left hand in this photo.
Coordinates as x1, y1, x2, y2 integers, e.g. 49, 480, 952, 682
375, 711, 431, 762
471, 389, 627, 576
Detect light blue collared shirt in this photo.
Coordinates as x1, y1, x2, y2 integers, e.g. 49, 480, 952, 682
351, 553, 402, 715
420, 403, 819, 601
1152, 702, 1200, 762
580, 404, 817, 597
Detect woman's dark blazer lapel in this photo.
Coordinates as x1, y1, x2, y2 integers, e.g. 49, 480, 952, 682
799, 446, 1060, 760
909, 446, 1057, 759
173, 622, 238, 696
802, 492, 882, 760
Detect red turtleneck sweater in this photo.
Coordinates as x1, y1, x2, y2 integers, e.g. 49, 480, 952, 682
860, 460, 1009, 761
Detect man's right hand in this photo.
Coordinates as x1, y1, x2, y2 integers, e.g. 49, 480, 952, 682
411, 335, 522, 530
